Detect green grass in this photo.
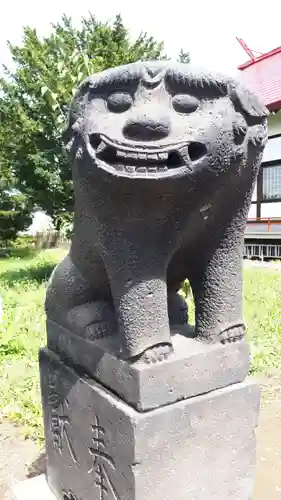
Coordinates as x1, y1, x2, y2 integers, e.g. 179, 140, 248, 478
243, 266, 281, 375
0, 248, 66, 441
0, 249, 280, 441
184, 266, 281, 376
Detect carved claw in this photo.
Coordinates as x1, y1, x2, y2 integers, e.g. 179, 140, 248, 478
219, 324, 246, 344
65, 300, 116, 341
233, 122, 247, 141
130, 343, 173, 365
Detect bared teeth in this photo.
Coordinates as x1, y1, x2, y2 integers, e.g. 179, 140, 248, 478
96, 142, 183, 174
96, 141, 107, 154
115, 150, 170, 161
138, 153, 147, 160
125, 166, 136, 173
158, 152, 168, 160
134, 166, 170, 175
116, 150, 126, 158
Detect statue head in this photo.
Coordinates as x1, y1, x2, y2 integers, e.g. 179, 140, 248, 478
64, 61, 268, 184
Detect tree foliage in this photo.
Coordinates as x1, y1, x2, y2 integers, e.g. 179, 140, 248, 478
0, 190, 32, 246
178, 49, 191, 64
0, 14, 189, 228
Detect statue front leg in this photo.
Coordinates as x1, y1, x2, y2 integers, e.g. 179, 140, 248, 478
190, 230, 245, 344
102, 238, 172, 362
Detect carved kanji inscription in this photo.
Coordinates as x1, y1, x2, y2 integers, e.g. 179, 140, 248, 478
48, 371, 78, 464
88, 415, 120, 500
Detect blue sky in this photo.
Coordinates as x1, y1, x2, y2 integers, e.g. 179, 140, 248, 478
0, 0, 280, 75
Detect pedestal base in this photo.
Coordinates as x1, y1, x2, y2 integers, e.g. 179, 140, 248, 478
40, 348, 260, 500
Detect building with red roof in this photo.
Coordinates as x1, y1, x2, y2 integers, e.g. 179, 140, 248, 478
238, 46, 281, 112
238, 44, 281, 257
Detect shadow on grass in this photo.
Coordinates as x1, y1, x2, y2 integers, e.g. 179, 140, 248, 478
0, 246, 39, 260
0, 263, 55, 286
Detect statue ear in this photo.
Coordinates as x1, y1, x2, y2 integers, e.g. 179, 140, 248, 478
227, 82, 269, 119
62, 124, 73, 146
61, 100, 79, 148
62, 76, 93, 146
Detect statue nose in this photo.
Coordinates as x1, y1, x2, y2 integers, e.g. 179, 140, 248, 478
123, 115, 171, 141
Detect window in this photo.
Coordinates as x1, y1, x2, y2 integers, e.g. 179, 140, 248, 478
262, 164, 281, 201
262, 136, 281, 163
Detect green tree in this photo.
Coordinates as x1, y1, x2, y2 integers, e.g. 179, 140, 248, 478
178, 49, 191, 64
0, 189, 32, 246
0, 14, 166, 228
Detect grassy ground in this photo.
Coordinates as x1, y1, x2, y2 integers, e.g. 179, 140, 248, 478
0, 248, 66, 441
243, 265, 281, 375
0, 248, 280, 441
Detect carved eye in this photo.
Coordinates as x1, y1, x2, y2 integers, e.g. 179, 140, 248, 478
107, 92, 133, 113
172, 94, 199, 114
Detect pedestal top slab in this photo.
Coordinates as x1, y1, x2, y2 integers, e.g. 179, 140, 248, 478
47, 320, 250, 411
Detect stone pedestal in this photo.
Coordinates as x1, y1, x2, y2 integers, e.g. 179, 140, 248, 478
40, 347, 260, 500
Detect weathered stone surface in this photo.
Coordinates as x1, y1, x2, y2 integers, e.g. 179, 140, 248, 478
40, 348, 260, 500
47, 319, 250, 411
45, 61, 268, 364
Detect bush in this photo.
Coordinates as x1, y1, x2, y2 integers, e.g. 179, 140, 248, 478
11, 235, 36, 248
0, 192, 32, 247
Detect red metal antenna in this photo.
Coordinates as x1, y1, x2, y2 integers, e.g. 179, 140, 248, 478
236, 37, 256, 62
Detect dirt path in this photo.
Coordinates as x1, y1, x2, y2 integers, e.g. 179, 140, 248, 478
254, 399, 281, 499
1, 378, 280, 499
254, 376, 281, 500
0, 422, 44, 500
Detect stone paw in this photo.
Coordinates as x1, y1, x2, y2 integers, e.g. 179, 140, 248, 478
132, 343, 173, 365
220, 324, 246, 344
66, 300, 116, 341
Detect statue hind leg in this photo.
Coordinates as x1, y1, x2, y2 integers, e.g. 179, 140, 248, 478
45, 253, 116, 340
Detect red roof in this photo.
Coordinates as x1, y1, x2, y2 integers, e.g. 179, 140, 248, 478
238, 46, 281, 111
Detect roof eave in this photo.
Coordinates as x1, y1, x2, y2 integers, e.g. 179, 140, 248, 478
268, 101, 281, 113
238, 46, 281, 70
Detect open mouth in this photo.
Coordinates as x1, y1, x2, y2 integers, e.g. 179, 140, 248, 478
88, 134, 207, 177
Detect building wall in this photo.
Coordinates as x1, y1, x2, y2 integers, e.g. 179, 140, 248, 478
248, 110, 281, 221
267, 110, 281, 136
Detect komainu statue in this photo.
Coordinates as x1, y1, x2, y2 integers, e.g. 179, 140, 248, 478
45, 61, 268, 363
